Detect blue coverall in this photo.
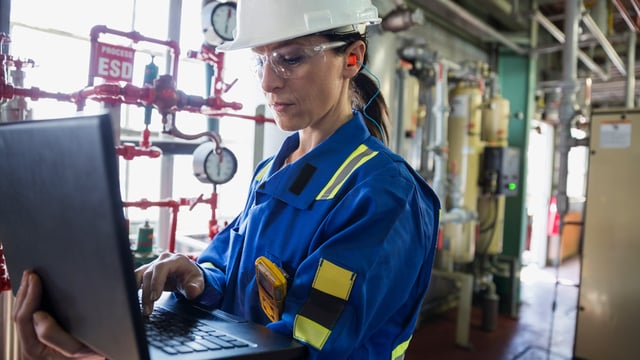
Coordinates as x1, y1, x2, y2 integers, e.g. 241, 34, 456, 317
194, 111, 440, 359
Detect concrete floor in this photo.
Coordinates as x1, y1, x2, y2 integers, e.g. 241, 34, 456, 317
407, 257, 580, 360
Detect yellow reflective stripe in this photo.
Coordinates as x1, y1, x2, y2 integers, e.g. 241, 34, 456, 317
391, 336, 412, 360
200, 262, 217, 269
255, 159, 273, 181
293, 314, 331, 350
316, 144, 378, 200
293, 259, 355, 350
312, 259, 356, 301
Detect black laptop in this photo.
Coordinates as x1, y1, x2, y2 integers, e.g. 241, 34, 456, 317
0, 114, 306, 360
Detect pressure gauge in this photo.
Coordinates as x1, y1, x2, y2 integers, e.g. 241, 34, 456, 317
202, 1, 237, 45
193, 142, 238, 184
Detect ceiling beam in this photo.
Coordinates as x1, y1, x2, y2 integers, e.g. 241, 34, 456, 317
533, 10, 609, 81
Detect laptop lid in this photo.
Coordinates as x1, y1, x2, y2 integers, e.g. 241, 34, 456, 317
0, 114, 305, 360
0, 114, 150, 359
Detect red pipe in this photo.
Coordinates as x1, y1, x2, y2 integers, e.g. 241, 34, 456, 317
206, 192, 220, 238
205, 111, 276, 124
122, 193, 221, 253
115, 143, 162, 160
123, 198, 186, 253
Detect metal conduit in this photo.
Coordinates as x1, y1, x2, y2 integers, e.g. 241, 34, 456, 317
631, 0, 640, 21
533, 10, 609, 81
609, 0, 638, 107
581, 13, 627, 76
417, 0, 528, 55
557, 0, 580, 217
626, 31, 636, 108
612, 0, 640, 33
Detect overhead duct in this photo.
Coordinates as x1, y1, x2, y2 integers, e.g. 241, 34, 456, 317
412, 0, 527, 55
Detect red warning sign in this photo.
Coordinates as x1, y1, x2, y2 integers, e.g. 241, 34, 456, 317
92, 42, 135, 82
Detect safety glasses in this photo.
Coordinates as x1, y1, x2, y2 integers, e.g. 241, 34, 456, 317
252, 41, 347, 79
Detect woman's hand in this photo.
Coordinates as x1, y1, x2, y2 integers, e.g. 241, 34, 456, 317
13, 270, 104, 359
135, 252, 205, 316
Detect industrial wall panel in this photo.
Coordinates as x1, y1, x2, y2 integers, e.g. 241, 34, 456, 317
575, 109, 640, 359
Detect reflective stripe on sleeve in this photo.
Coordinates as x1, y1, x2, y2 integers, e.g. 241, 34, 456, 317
391, 336, 412, 360
293, 315, 331, 350
312, 259, 356, 300
293, 259, 357, 350
316, 144, 378, 200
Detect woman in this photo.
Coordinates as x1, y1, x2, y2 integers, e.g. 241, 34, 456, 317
14, 0, 440, 358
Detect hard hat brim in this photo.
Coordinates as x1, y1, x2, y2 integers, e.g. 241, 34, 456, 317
216, 19, 381, 52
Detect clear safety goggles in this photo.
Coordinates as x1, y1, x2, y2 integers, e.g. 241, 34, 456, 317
252, 41, 347, 79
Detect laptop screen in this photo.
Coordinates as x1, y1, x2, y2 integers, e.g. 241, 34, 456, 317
0, 114, 307, 360
0, 114, 148, 359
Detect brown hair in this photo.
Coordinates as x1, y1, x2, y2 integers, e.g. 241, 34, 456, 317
322, 31, 390, 144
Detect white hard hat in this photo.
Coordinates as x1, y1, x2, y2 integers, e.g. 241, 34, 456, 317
217, 0, 381, 51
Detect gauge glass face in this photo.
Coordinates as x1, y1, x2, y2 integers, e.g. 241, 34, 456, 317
204, 147, 237, 184
211, 2, 237, 41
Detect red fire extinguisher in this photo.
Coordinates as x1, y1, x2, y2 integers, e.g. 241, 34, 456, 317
547, 196, 560, 237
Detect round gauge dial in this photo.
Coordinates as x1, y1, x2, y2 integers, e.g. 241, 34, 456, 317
211, 1, 237, 42
193, 142, 238, 184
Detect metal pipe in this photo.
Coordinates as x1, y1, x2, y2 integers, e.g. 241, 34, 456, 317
158, 0, 183, 251
581, 13, 626, 76
546, 4, 582, 354
480, 0, 512, 15
381, 6, 424, 32
612, 0, 640, 32
1, 291, 18, 360
591, 0, 609, 31
433, 61, 449, 202
440, 208, 476, 224
626, 32, 636, 108
425, 0, 528, 55
533, 10, 609, 81
0, 0, 9, 54
557, 0, 580, 219
431, 270, 473, 348
631, 0, 640, 19
394, 67, 407, 156
532, 32, 628, 56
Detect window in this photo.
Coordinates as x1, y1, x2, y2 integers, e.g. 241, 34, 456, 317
8, 0, 273, 248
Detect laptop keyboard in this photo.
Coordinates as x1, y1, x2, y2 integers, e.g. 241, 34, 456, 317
144, 307, 252, 355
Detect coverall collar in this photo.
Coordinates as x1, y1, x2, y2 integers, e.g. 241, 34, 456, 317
258, 111, 372, 209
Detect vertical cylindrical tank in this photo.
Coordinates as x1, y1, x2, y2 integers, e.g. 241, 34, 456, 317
478, 95, 510, 255
482, 95, 510, 147
447, 82, 483, 263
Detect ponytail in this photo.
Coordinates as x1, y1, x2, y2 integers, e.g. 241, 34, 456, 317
352, 71, 390, 144
322, 31, 391, 144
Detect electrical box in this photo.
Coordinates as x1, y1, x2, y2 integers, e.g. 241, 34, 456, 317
480, 146, 520, 196
575, 109, 640, 359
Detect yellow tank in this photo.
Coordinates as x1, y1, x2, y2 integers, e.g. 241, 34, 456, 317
477, 95, 510, 255
481, 95, 510, 147
446, 82, 483, 263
